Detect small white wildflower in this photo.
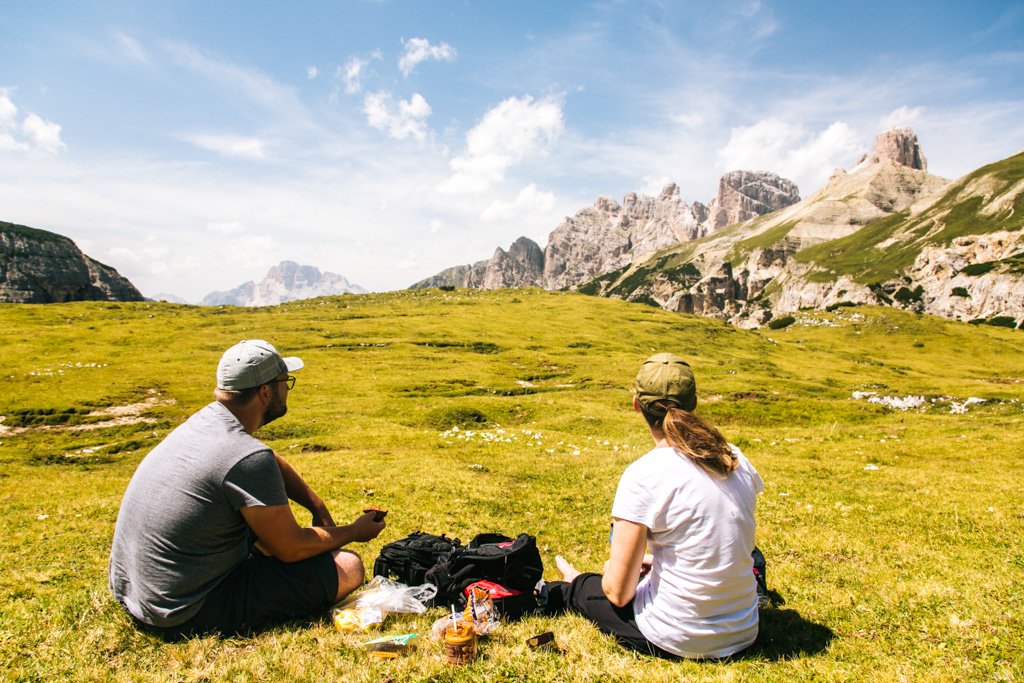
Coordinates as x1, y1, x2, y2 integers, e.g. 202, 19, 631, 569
36, 514, 49, 521
572, 450, 581, 456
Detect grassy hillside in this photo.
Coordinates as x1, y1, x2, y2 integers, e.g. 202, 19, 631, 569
1, 291, 1022, 682
798, 151, 1024, 284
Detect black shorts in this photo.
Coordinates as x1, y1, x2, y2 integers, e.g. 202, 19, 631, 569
132, 551, 339, 639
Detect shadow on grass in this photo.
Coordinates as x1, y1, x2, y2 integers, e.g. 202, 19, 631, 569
739, 600, 835, 660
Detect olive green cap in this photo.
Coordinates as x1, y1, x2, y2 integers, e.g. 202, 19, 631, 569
633, 352, 697, 414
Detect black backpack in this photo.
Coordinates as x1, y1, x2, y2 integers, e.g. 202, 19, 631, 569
372, 531, 462, 588
752, 546, 769, 606
424, 533, 544, 610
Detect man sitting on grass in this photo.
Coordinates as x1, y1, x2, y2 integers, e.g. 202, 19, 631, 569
109, 339, 385, 638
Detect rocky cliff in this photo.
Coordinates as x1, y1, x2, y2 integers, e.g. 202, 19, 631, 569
411, 171, 800, 291
202, 260, 367, 306
587, 128, 1024, 329
0, 220, 144, 303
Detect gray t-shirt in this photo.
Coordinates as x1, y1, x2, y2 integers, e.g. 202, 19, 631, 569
109, 402, 288, 627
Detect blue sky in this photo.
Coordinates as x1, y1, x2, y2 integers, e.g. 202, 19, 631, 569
1, 1, 1022, 301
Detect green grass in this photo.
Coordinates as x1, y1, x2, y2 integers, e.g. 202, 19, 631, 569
728, 220, 799, 266
1, 291, 1023, 682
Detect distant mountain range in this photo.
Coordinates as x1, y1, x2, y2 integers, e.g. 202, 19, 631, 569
412, 127, 1024, 329
201, 261, 367, 306
4, 126, 1020, 328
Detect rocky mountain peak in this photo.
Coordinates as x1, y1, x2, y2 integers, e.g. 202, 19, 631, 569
202, 261, 366, 306
594, 196, 621, 213
706, 170, 802, 231
659, 183, 681, 200
860, 127, 928, 171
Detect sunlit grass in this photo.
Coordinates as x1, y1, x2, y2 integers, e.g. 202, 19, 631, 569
1, 290, 1022, 681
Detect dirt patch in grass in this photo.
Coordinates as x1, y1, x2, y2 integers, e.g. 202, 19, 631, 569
0, 391, 175, 436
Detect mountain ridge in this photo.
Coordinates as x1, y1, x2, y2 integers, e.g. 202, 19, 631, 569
411, 170, 801, 291
413, 127, 1023, 329
201, 260, 367, 306
0, 220, 144, 304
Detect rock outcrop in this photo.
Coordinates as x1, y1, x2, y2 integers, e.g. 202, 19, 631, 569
410, 171, 800, 291
705, 171, 801, 231
857, 126, 927, 171
0, 220, 144, 303
202, 261, 367, 306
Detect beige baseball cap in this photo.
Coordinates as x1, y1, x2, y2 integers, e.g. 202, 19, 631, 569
216, 340, 303, 391
633, 352, 697, 414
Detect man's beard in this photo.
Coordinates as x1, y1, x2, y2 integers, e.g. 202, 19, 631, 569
262, 390, 288, 426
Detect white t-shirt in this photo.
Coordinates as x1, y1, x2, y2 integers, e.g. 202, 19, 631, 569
611, 444, 764, 659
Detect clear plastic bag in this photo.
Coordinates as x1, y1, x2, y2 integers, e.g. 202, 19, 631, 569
332, 576, 437, 632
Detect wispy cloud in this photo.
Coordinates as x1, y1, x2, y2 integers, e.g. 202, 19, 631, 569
398, 37, 456, 77
880, 105, 925, 130
338, 50, 382, 95
112, 30, 151, 65
341, 56, 369, 94
362, 91, 431, 141
183, 133, 266, 159
440, 95, 564, 194
162, 41, 307, 122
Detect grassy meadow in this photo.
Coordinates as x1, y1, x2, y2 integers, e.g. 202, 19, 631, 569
1, 289, 1022, 682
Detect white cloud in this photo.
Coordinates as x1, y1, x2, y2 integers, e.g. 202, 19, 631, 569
440, 95, 564, 194
339, 51, 382, 95
362, 91, 431, 141
0, 91, 17, 126
22, 114, 65, 154
341, 56, 369, 94
481, 184, 558, 221
107, 245, 197, 278
0, 90, 65, 155
307, 65, 318, 79
398, 37, 456, 77
880, 105, 925, 130
717, 118, 863, 194
184, 134, 265, 159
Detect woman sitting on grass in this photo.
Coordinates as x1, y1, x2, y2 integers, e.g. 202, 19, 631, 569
545, 352, 764, 659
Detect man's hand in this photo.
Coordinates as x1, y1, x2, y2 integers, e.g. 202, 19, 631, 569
348, 510, 386, 543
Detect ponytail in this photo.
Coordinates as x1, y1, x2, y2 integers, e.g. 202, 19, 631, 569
644, 403, 737, 478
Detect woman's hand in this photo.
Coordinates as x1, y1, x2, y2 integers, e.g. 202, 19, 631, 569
601, 518, 649, 607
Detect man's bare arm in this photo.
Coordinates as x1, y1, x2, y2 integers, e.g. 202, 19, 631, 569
274, 452, 335, 526
241, 505, 384, 563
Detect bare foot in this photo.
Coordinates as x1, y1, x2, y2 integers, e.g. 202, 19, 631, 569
555, 555, 581, 582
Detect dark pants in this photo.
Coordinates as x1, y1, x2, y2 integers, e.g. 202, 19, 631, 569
128, 551, 339, 640
544, 572, 678, 659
